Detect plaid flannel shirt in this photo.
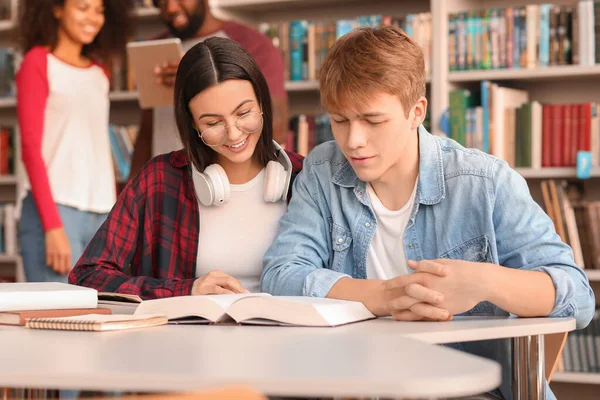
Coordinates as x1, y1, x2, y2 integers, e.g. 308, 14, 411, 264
68, 149, 304, 299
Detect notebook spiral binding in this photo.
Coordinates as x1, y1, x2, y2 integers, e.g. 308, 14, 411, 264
25, 318, 98, 331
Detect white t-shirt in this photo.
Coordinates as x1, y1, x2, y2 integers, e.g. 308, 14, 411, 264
194, 169, 287, 293
17, 48, 115, 216
366, 180, 419, 280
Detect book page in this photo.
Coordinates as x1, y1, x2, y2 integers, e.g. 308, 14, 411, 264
208, 293, 271, 309
227, 296, 375, 327
134, 293, 271, 322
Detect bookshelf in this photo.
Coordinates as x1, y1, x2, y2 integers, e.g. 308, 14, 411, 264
515, 167, 600, 179
449, 65, 600, 82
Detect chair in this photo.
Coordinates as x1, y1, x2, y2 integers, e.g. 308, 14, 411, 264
545, 332, 569, 382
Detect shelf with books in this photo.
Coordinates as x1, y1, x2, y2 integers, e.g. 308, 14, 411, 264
213, 0, 395, 12
553, 372, 600, 385
449, 65, 600, 83
515, 168, 600, 180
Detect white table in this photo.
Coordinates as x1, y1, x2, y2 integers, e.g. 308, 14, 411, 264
334, 316, 576, 400
257, 316, 575, 399
0, 324, 501, 399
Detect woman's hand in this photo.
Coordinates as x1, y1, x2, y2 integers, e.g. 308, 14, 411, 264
192, 270, 249, 295
45, 227, 72, 275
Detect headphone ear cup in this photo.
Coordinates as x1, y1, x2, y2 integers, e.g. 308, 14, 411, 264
204, 164, 231, 206
195, 172, 215, 207
264, 161, 286, 203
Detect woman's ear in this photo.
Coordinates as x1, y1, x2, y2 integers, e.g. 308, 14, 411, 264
410, 97, 428, 129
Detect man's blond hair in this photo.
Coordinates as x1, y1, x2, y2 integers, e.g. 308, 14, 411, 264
319, 25, 426, 117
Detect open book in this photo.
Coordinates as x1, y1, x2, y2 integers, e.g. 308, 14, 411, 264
133, 294, 376, 327
98, 292, 143, 314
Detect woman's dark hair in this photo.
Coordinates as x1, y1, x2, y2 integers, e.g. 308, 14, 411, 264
174, 37, 277, 172
18, 0, 134, 58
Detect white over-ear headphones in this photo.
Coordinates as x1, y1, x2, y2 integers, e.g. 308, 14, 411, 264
191, 141, 292, 207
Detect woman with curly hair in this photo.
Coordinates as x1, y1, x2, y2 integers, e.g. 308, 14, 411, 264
16, 0, 134, 283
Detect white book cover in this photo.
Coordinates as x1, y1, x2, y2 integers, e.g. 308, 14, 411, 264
491, 86, 529, 161
0, 282, 98, 312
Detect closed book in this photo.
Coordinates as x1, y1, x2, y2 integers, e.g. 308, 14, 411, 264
25, 314, 167, 332
0, 307, 112, 326
0, 282, 97, 312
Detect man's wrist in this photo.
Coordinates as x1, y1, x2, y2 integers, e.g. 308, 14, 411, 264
477, 262, 504, 304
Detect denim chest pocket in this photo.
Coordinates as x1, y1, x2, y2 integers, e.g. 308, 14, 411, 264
439, 235, 493, 263
440, 235, 496, 316
330, 223, 352, 271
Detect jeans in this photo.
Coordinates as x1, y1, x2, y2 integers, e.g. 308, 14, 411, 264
18, 193, 108, 282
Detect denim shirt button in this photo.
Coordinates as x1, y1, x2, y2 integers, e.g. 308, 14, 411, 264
357, 190, 363, 196
365, 222, 371, 228
337, 237, 344, 243
409, 243, 415, 249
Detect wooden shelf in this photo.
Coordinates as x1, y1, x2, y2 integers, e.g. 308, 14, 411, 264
0, 254, 19, 264
109, 91, 139, 102
213, 0, 355, 10
585, 270, 600, 282
285, 80, 320, 92
449, 65, 600, 83
133, 7, 160, 18
553, 372, 600, 385
0, 175, 17, 185
515, 167, 600, 179
0, 96, 16, 109
0, 19, 14, 33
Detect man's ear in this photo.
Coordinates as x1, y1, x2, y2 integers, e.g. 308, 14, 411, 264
410, 97, 428, 130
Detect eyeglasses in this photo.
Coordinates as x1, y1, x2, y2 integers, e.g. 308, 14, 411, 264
197, 111, 264, 147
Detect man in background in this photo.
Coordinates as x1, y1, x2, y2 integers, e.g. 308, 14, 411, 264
130, 0, 288, 178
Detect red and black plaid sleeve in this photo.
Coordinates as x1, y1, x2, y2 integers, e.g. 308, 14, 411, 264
68, 154, 197, 299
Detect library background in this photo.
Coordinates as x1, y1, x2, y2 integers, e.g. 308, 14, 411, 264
1, 0, 600, 397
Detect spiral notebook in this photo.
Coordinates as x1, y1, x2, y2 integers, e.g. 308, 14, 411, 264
25, 314, 168, 332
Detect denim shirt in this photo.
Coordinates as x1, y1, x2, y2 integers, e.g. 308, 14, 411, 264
261, 126, 595, 400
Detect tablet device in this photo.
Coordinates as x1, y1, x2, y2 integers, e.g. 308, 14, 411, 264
126, 38, 183, 109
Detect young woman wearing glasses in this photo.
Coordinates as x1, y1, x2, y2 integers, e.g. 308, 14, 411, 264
68, 37, 303, 298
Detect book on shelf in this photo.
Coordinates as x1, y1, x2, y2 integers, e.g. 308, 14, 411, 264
25, 313, 168, 332
537, 178, 600, 271
0, 0, 12, 21
260, 13, 432, 83
449, 85, 600, 169
0, 48, 16, 98
449, 2, 600, 72
109, 124, 138, 182
133, 293, 376, 327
